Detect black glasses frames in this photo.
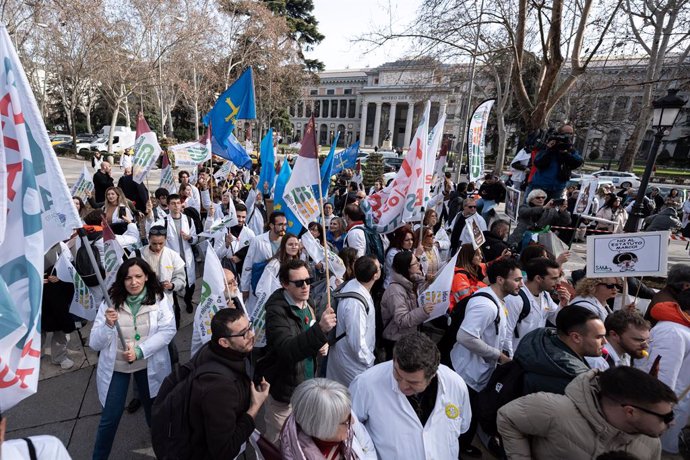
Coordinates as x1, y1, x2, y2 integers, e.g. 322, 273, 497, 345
288, 277, 314, 288
224, 321, 254, 339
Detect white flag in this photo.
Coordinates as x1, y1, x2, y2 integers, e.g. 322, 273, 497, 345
102, 221, 124, 289
283, 116, 321, 228
55, 250, 97, 321
421, 251, 459, 322
213, 160, 234, 182
132, 131, 162, 184
193, 249, 232, 354
200, 212, 239, 238
301, 231, 346, 279
0, 24, 81, 411
70, 164, 95, 201
170, 140, 211, 167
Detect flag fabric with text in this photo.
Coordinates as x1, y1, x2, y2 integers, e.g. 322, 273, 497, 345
273, 157, 302, 234
159, 152, 177, 193
0, 24, 82, 411
258, 129, 276, 195
193, 249, 232, 351
331, 141, 359, 176
132, 113, 162, 183
203, 67, 256, 150
102, 218, 124, 290
283, 116, 321, 229
70, 164, 95, 201
55, 245, 97, 321
319, 131, 340, 198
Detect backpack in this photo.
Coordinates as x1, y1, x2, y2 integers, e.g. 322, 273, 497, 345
437, 291, 500, 367
151, 353, 234, 460
513, 290, 531, 338
75, 237, 105, 287
351, 226, 384, 266
318, 287, 370, 346
476, 360, 526, 437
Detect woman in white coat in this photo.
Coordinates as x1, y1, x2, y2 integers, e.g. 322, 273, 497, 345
90, 258, 176, 460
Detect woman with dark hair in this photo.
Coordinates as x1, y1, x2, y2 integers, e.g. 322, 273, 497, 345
383, 226, 416, 288
339, 247, 359, 283
249, 233, 302, 314
380, 251, 433, 358
449, 243, 488, 311
72, 196, 89, 220
89, 258, 176, 459
595, 194, 628, 233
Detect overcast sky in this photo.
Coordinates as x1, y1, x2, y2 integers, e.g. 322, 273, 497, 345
304, 0, 422, 70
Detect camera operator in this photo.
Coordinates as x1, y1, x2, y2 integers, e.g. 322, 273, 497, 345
527, 125, 583, 202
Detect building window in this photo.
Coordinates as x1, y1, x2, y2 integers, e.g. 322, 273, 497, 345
327, 89, 335, 95
322, 100, 329, 118
629, 96, 642, 121
613, 96, 629, 120
339, 99, 347, 118
331, 101, 338, 118
374, 78, 379, 85
297, 101, 304, 118
348, 99, 356, 118
344, 89, 352, 95
313, 100, 320, 118
597, 97, 610, 123
310, 89, 317, 96
289, 105, 295, 116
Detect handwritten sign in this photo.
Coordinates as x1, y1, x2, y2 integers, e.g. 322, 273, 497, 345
586, 231, 669, 278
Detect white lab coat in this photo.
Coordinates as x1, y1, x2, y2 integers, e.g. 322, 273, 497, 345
157, 213, 198, 284
327, 280, 375, 387
636, 321, 690, 453
89, 297, 176, 406
350, 361, 471, 460
213, 226, 255, 261
505, 286, 560, 351
450, 286, 510, 392
586, 343, 629, 371
344, 224, 367, 258
140, 246, 186, 305
241, 231, 277, 294
185, 184, 201, 213
2, 435, 71, 460
570, 295, 612, 321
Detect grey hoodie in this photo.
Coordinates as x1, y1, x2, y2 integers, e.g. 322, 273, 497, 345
514, 327, 590, 395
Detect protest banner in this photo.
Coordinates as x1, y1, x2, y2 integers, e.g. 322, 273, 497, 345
55, 248, 98, 321
192, 249, 231, 352
131, 114, 162, 183
468, 99, 494, 182
505, 187, 521, 223
586, 231, 670, 278
170, 140, 211, 167
422, 252, 460, 322
284, 116, 321, 228
574, 177, 598, 215
70, 164, 95, 201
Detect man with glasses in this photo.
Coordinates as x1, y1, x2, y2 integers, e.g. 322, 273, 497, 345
256, 259, 337, 444
586, 309, 651, 370
241, 211, 287, 301
187, 308, 270, 459
498, 366, 677, 459
449, 198, 487, 254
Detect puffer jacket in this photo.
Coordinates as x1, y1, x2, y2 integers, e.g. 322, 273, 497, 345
381, 272, 426, 341
507, 204, 571, 245
255, 288, 328, 403
643, 207, 682, 232
514, 327, 590, 395
497, 370, 662, 460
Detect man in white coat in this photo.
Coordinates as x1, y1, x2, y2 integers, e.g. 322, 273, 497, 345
343, 204, 367, 258
327, 256, 380, 386
241, 211, 286, 302
213, 202, 255, 276
140, 226, 187, 314
451, 257, 522, 457
350, 332, 471, 460
178, 170, 201, 213
636, 296, 690, 457
156, 193, 198, 324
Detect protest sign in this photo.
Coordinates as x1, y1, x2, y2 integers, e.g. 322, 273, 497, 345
586, 231, 669, 278
505, 187, 521, 223
575, 177, 598, 215
467, 214, 486, 249
422, 252, 459, 322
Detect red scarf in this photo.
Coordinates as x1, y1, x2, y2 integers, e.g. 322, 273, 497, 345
649, 302, 690, 327
346, 221, 364, 231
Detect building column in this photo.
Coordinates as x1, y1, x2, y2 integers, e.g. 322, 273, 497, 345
359, 100, 368, 145
404, 101, 414, 148
372, 102, 383, 147
440, 98, 447, 117
345, 100, 350, 119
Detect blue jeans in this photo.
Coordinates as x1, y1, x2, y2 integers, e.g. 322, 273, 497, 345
93, 369, 152, 460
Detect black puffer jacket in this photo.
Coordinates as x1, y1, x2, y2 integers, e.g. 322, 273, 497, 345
255, 288, 328, 403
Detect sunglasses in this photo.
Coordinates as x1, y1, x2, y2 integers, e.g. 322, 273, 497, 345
465, 205, 477, 209
149, 227, 167, 236
624, 403, 675, 425
288, 277, 314, 288
599, 283, 622, 290
534, 196, 547, 199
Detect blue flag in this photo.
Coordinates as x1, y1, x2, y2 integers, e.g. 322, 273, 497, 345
319, 131, 340, 198
258, 129, 276, 195
273, 158, 302, 235
211, 131, 252, 169
331, 141, 360, 175
203, 67, 256, 147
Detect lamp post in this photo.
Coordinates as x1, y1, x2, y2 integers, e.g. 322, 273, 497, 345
624, 89, 687, 232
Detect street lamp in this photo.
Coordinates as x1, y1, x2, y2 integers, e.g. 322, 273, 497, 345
624, 89, 687, 232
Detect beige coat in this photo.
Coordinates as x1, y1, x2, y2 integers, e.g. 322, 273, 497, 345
381, 272, 427, 341
497, 370, 661, 460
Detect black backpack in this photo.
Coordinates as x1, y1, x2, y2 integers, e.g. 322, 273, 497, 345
476, 360, 526, 437
512, 289, 531, 338
437, 291, 500, 367
327, 290, 370, 346
74, 237, 105, 287
151, 351, 234, 460
351, 226, 385, 266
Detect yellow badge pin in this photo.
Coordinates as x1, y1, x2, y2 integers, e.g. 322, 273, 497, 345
445, 403, 459, 419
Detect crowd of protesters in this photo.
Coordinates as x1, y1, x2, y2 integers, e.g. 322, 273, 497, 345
19, 126, 689, 460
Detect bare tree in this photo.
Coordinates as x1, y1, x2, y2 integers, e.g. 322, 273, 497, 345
617, 0, 690, 171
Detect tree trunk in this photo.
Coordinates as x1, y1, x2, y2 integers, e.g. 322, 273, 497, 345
123, 94, 131, 128
167, 107, 174, 136
194, 98, 200, 140
85, 107, 93, 134
107, 100, 121, 154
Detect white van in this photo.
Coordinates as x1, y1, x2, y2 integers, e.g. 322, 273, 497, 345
87, 126, 136, 154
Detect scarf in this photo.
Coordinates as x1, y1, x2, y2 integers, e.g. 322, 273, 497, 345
125, 287, 148, 318
649, 301, 690, 327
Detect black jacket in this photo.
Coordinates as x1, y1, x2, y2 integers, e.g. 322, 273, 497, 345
93, 170, 114, 203
479, 180, 506, 203
188, 342, 255, 460
117, 174, 149, 213
255, 288, 328, 403
481, 231, 510, 262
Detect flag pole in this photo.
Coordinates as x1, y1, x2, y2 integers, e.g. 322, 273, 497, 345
316, 143, 332, 312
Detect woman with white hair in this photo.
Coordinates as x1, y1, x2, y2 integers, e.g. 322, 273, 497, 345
507, 188, 571, 250
280, 378, 376, 460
